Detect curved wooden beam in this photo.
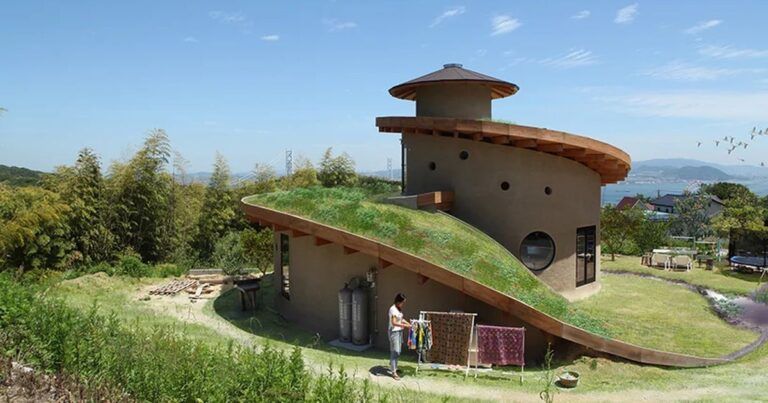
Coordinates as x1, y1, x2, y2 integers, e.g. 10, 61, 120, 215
376, 116, 632, 185
242, 199, 729, 368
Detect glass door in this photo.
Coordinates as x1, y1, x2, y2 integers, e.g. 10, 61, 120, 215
576, 226, 596, 287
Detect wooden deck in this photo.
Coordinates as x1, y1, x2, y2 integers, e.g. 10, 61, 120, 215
376, 116, 631, 185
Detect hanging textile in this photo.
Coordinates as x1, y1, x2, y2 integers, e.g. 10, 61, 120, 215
425, 312, 474, 365
476, 325, 525, 366
407, 320, 433, 351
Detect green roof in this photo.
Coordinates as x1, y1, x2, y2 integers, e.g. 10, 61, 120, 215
243, 187, 610, 336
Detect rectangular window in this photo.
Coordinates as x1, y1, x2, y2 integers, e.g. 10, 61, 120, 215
279, 233, 290, 299
400, 139, 407, 194
576, 226, 597, 287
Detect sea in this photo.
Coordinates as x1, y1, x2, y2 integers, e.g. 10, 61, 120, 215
601, 179, 768, 205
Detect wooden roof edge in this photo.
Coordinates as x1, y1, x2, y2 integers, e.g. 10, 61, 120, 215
239, 198, 731, 368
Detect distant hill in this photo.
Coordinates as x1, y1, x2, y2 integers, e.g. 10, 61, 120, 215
0, 164, 45, 186
634, 158, 768, 178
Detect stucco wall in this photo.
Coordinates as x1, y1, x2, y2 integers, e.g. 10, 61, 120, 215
274, 234, 550, 363
403, 133, 602, 292
415, 84, 492, 120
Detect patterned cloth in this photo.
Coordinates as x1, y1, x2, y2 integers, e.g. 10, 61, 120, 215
476, 325, 525, 366
424, 312, 474, 365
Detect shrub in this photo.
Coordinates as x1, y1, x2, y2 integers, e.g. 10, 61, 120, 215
115, 252, 149, 278
0, 275, 393, 402
152, 263, 185, 278
212, 232, 246, 276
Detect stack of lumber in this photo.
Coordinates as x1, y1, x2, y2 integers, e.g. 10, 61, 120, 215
149, 279, 197, 295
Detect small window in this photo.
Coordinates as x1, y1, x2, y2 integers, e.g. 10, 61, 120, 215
429, 162, 437, 171
500, 181, 510, 191
459, 150, 469, 160
544, 186, 552, 195
280, 233, 290, 299
519, 232, 555, 271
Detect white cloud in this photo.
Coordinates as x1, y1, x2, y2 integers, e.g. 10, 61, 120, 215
491, 15, 521, 36
430, 6, 466, 27
209, 10, 252, 33
684, 19, 722, 35
699, 44, 768, 59
323, 19, 358, 32
614, 3, 638, 24
598, 91, 768, 120
642, 61, 763, 81
260, 34, 280, 41
183, 36, 198, 43
571, 10, 590, 20
541, 49, 598, 68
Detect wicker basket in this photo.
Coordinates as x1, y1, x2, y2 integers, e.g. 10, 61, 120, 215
557, 370, 580, 388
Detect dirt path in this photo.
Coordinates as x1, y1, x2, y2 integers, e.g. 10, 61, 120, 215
136, 283, 764, 402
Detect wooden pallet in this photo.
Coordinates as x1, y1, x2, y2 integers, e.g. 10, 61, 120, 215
149, 279, 197, 295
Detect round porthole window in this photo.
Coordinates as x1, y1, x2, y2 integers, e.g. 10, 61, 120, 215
429, 162, 437, 171
500, 181, 510, 191
544, 186, 552, 195
519, 232, 555, 271
459, 150, 469, 160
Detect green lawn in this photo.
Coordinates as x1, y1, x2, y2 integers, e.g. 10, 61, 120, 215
245, 187, 608, 335
573, 274, 759, 358
52, 273, 768, 401
602, 255, 763, 296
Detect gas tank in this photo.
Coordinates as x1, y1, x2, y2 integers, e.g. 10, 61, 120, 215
338, 285, 352, 342
351, 287, 369, 345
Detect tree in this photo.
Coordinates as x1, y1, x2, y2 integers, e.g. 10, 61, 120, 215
670, 191, 712, 239
0, 185, 73, 270
289, 157, 320, 188
194, 153, 236, 261
700, 182, 757, 203
212, 232, 246, 275
318, 148, 357, 187
601, 204, 644, 260
108, 129, 174, 262
632, 219, 670, 254
241, 228, 274, 276
252, 163, 278, 193
60, 148, 115, 264
711, 194, 767, 237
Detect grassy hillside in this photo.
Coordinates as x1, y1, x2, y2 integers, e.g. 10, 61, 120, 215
0, 164, 44, 186
244, 187, 610, 336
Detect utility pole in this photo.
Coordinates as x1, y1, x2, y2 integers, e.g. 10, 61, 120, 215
387, 158, 393, 180
285, 149, 293, 177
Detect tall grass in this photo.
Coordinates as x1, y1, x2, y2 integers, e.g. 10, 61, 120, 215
0, 275, 385, 402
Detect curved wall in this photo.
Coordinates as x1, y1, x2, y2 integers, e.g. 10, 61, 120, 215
415, 85, 492, 120
404, 133, 601, 292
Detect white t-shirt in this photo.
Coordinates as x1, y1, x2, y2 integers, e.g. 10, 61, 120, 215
388, 304, 404, 332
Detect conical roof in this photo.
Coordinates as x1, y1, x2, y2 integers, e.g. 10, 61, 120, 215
389, 63, 519, 100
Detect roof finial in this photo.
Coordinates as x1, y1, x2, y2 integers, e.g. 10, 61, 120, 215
443, 63, 463, 68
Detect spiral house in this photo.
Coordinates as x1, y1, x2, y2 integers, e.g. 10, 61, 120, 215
242, 64, 729, 367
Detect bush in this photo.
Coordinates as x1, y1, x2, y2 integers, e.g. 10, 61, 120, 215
0, 275, 392, 401
115, 252, 149, 278
151, 263, 185, 278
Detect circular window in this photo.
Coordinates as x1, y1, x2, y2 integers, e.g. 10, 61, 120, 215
429, 162, 437, 171
544, 186, 552, 195
519, 232, 555, 271
500, 181, 510, 191
459, 150, 469, 160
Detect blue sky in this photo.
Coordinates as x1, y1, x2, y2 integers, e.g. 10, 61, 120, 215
2, 1, 768, 173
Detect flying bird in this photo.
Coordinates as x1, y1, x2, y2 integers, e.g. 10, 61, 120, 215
762, 162, 766, 167
744, 143, 749, 149
751, 133, 756, 140
715, 140, 720, 146
728, 147, 734, 154
697, 141, 702, 147
738, 158, 745, 162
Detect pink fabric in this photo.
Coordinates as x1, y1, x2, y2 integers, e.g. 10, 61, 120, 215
477, 325, 525, 366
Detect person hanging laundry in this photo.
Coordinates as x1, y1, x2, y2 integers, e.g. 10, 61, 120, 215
476, 325, 525, 367
387, 293, 411, 380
